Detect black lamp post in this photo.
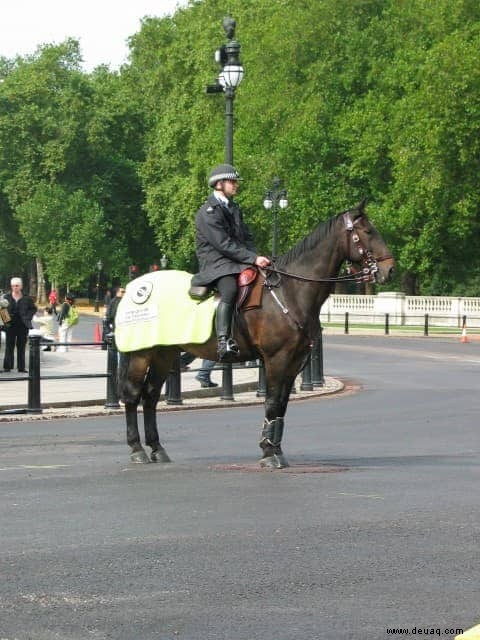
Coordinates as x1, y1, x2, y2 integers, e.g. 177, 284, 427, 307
263, 177, 288, 259
206, 17, 244, 163
94, 259, 103, 312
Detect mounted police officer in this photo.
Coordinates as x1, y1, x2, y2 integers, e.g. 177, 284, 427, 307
191, 164, 271, 362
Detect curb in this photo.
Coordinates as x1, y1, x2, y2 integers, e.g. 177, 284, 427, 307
0, 377, 345, 422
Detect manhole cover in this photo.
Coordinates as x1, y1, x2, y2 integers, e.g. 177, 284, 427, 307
209, 463, 348, 474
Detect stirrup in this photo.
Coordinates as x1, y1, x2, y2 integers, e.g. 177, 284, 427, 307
217, 336, 239, 362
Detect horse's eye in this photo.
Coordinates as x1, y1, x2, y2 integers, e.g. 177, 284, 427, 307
360, 218, 373, 234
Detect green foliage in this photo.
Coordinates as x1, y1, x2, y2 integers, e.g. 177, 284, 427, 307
1, 0, 480, 295
15, 183, 106, 287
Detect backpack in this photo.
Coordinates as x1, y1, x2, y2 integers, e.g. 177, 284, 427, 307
66, 305, 79, 327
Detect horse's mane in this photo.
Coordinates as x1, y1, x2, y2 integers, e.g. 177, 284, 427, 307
275, 212, 341, 268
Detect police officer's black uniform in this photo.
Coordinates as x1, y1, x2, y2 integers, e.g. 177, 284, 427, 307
191, 164, 258, 361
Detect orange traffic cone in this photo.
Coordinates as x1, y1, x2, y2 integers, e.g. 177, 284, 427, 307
461, 323, 469, 343
94, 323, 102, 344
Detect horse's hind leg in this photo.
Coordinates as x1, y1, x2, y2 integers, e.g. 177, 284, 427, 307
142, 348, 179, 463
119, 352, 151, 464
142, 358, 172, 464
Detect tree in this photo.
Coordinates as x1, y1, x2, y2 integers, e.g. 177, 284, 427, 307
15, 183, 106, 288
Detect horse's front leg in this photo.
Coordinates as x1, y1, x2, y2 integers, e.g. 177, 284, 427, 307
259, 372, 296, 469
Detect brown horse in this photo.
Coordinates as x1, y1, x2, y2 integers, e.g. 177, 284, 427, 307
118, 200, 394, 467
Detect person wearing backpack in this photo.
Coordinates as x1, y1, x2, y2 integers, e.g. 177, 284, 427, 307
57, 295, 78, 352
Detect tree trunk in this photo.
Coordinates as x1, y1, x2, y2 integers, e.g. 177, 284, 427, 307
36, 257, 47, 305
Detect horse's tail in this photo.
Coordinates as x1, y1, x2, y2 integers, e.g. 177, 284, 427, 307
117, 352, 130, 401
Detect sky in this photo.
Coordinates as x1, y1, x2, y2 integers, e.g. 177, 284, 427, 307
0, 0, 188, 72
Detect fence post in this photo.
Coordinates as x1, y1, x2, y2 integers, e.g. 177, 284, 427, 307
104, 336, 120, 408
166, 353, 182, 405
101, 317, 108, 351
27, 335, 42, 413
311, 328, 325, 386
344, 311, 349, 334
385, 313, 390, 335
424, 313, 429, 337
220, 363, 234, 401
300, 354, 313, 391
257, 359, 266, 397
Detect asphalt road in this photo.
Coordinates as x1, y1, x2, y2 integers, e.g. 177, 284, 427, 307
0, 335, 479, 640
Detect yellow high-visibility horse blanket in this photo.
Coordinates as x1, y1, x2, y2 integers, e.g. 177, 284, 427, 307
114, 271, 216, 352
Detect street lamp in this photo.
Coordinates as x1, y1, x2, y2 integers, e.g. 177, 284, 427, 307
263, 177, 288, 259
94, 259, 103, 312
206, 17, 244, 163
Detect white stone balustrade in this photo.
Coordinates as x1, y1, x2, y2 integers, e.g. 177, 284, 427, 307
320, 292, 480, 327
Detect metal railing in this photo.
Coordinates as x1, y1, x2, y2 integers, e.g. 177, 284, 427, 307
331, 312, 474, 337
0, 331, 325, 415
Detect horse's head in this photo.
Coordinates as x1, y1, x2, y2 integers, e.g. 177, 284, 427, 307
343, 199, 395, 284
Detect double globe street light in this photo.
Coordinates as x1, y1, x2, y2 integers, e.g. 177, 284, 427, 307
94, 259, 103, 312
206, 17, 244, 164
263, 177, 288, 259
205, 17, 244, 401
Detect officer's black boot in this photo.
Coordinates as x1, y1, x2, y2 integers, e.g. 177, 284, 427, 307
215, 301, 239, 362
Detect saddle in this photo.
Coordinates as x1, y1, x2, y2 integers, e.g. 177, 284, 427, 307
188, 267, 264, 311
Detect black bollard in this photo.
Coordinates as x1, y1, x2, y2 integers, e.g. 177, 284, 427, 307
300, 354, 313, 391
220, 363, 234, 401
27, 335, 42, 413
166, 352, 183, 405
257, 360, 266, 397
311, 329, 325, 387
101, 318, 109, 351
385, 313, 390, 335
344, 311, 349, 334
104, 335, 120, 408
424, 313, 429, 337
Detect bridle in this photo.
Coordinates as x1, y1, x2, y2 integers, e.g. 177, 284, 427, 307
342, 212, 394, 283
263, 212, 393, 285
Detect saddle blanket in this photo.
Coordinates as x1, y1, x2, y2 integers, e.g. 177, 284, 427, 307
115, 271, 217, 352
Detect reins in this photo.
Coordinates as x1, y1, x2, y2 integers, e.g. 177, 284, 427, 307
263, 264, 371, 284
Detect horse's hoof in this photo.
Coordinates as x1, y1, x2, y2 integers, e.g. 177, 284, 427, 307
259, 453, 289, 469
130, 449, 150, 464
151, 448, 171, 463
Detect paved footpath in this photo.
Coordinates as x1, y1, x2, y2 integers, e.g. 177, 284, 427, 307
0, 338, 342, 420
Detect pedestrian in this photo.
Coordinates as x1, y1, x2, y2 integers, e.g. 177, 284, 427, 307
48, 289, 58, 315
195, 359, 218, 388
2, 277, 37, 373
57, 295, 78, 352
105, 286, 125, 350
190, 163, 271, 361
33, 306, 56, 351
180, 352, 218, 388
0, 296, 10, 328
104, 288, 112, 308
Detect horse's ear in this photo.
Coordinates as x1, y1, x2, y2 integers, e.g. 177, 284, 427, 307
358, 197, 368, 213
